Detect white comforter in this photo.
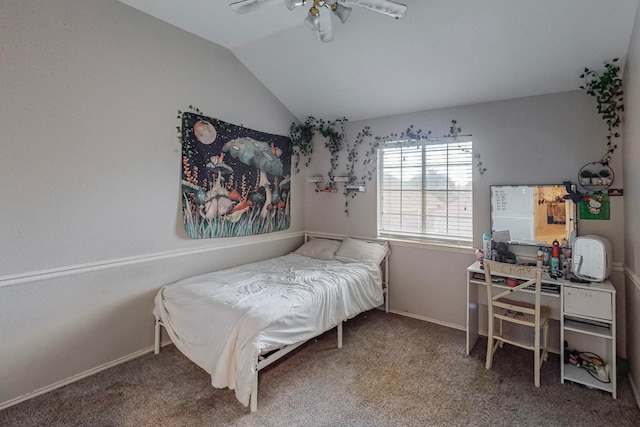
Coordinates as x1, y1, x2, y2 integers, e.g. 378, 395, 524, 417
153, 253, 384, 406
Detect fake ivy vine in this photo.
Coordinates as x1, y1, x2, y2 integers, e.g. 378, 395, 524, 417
290, 116, 348, 179
579, 58, 624, 164
291, 117, 485, 215
289, 117, 315, 173
176, 105, 203, 155
339, 124, 435, 214
347, 120, 485, 186
447, 120, 486, 176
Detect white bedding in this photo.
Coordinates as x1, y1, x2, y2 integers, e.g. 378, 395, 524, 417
153, 253, 384, 406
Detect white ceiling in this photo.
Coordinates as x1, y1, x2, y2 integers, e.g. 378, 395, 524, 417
118, 0, 639, 122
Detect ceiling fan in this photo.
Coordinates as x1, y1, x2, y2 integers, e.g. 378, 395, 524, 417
229, 0, 407, 42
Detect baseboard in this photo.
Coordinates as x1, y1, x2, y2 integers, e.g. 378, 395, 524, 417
389, 309, 564, 355
630, 372, 640, 410
625, 266, 640, 410
389, 309, 466, 332
0, 346, 155, 411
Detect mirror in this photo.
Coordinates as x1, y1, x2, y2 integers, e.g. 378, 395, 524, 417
490, 184, 577, 246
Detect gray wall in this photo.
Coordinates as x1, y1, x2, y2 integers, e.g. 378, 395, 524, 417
623, 3, 640, 408
302, 90, 627, 351
1, 0, 637, 411
0, 0, 302, 407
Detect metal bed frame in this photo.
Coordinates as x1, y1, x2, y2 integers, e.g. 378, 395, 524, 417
154, 232, 390, 412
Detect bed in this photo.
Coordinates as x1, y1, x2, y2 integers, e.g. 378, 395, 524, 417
153, 233, 390, 411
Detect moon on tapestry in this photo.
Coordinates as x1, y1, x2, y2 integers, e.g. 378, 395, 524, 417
179, 111, 292, 239
194, 120, 217, 144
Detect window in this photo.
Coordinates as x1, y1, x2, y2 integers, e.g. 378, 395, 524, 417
377, 137, 473, 245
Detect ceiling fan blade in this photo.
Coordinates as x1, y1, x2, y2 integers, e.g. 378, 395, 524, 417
342, 0, 407, 19
229, 0, 277, 14
316, 8, 333, 42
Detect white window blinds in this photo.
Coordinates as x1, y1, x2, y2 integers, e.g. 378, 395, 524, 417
377, 138, 473, 245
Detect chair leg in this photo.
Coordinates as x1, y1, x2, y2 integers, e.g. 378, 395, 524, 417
534, 325, 541, 388
486, 314, 494, 370
542, 321, 549, 362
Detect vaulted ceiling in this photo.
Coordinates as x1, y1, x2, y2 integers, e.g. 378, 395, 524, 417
118, 0, 639, 122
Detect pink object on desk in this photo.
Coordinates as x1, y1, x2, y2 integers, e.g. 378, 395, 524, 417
506, 278, 518, 287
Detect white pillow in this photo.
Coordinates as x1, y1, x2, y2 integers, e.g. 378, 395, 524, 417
334, 237, 389, 264
294, 238, 341, 260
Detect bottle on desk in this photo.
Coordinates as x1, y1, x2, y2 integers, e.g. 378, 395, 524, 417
543, 248, 550, 269
551, 239, 560, 274
537, 249, 543, 268
482, 233, 492, 259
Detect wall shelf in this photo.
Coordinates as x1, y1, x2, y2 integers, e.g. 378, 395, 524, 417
578, 162, 614, 192
306, 175, 332, 192
306, 175, 324, 184
306, 175, 365, 193
345, 184, 366, 192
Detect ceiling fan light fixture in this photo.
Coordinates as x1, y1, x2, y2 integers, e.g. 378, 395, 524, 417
315, 5, 333, 42
332, 3, 352, 23
304, 8, 321, 30
284, 0, 307, 11
229, 0, 262, 14
318, 30, 334, 42
230, 0, 407, 42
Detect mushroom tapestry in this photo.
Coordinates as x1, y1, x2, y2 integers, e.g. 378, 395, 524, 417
180, 112, 292, 238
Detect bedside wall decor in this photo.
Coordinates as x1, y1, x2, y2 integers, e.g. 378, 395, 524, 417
179, 109, 292, 238
579, 193, 610, 221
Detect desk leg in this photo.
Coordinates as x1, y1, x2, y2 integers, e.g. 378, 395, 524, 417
466, 278, 479, 355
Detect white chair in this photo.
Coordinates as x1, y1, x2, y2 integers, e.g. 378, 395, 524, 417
484, 260, 550, 387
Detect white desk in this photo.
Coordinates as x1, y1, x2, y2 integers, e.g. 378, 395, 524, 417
466, 261, 617, 398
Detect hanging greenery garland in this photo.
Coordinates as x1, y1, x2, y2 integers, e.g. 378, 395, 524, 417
446, 120, 486, 176
289, 116, 348, 177
291, 117, 484, 215
579, 58, 624, 165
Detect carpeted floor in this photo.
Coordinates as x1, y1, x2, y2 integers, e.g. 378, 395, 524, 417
2, 310, 639, 426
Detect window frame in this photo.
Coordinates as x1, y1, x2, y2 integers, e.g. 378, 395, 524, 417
376, 136, 473, 247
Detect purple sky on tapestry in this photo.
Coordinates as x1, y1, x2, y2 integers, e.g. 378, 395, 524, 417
180, 112, 292, 238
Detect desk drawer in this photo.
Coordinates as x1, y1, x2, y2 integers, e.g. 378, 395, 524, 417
563, 287, 612, 321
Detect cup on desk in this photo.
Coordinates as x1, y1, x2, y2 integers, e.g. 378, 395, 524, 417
506, 278, 518, 287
